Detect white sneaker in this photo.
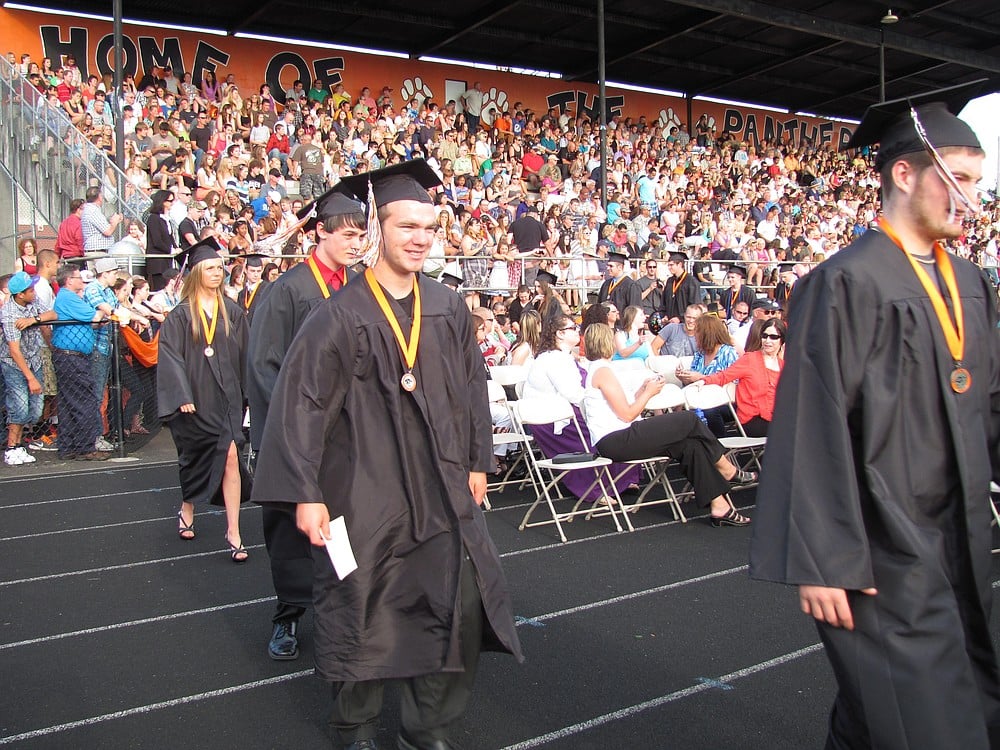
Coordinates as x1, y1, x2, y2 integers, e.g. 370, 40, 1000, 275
95, 436, 115, 452
4, 447, 34, 465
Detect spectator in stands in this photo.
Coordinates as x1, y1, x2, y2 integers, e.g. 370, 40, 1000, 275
55, 199, 85, 260
1, 272, 51, 466
51, 263, 109, 461
80, 187, 122, 254
289, 127, 325, 200
612, 305, 653, 361
698, 318, 785, 436
581, 322, 753, 525
84, 257, 121, 453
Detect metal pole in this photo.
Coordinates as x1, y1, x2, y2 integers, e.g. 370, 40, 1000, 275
110, 321, 126, 458
879, 27, 886, 102
598, 0, 607, 212
113, 0, 125, 175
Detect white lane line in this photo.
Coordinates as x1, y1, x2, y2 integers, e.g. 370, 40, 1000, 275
0, 506, 261, 542
0, 545, 266, 587
0, 486, 181, 510
526, 565, 748, 623
497, 643, 826, 750
0, 669, 315, 745
0, 460, 177, 486
0, 597, 273, 651
0, 564, 748, 650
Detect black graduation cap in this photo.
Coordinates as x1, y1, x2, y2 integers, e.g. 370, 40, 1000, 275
844, 79, 989, 170
296, 186, 367, 232
439, 271, 462, 289
667, 251, 689, 263
334, 160, 441, 208
607, 251, 629, 265
174, 237, 222, 270
726, 265, 747, 278
535, 270, 558, 286
238, 252, 268, 268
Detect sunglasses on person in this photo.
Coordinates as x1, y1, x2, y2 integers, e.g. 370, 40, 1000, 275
761, 333, 783, 341
733, 309, 749, 317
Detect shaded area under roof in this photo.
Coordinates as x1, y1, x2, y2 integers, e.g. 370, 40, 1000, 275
10, 0, 1000, 120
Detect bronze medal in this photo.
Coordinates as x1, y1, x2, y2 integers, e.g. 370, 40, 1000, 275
400, 372, 417, 392
950, 367, 971, 394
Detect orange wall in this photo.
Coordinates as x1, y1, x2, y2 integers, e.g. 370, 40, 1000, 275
2, 7, 855, 149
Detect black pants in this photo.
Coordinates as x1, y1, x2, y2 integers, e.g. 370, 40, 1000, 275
328, 556, 484, 748
742, 415, 769, 437
52, 349, 101, 457
595, 411, 729, 507
262, 505, 314, 624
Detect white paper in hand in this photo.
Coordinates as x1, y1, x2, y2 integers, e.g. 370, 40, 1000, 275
320, 516, 358, 580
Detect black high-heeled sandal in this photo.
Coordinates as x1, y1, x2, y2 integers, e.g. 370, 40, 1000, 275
177, 510, 195, 540
226, 534, 249, 563
710, 508, 751, 527
729, 469, 758, 486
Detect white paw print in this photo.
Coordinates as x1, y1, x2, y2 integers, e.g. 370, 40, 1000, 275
400, 76, 433, 105
658, 107, 681, 131
479, 87, 508, 126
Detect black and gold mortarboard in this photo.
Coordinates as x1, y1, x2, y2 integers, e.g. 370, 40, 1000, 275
174, 237, 222, 271
726, 265, 747, 279
238, 252, 268, 268
606, 251, 629, 265
295, 186, 367, 232
535, 270, 558, 286
667, 251, 689, 263
844, 79, 989, 170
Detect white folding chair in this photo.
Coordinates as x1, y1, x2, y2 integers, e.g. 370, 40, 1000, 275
485, 379, 536, 503
607, 358, 647, 373
682, 383, 766, 477
510, 397, 631, 542
646, 354, 683, 387
489, 364, 529, 387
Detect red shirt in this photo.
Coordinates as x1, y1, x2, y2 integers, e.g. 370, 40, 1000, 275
702, 350, 784, 424
521, 151, 544, 175
310, 253, 346, 291
56, 213, 84, 259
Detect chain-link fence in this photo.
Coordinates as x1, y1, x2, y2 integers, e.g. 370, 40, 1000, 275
6, 320, 160, 461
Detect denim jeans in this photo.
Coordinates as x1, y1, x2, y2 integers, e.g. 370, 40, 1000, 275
1, 360, 44, 427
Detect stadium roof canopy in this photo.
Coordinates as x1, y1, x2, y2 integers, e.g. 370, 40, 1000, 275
15, 0, 1000, 120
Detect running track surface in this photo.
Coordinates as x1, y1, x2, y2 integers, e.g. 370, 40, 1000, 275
3, 457, 999, 749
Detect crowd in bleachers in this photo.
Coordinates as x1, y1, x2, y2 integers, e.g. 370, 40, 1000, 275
3, 51, 1000, 470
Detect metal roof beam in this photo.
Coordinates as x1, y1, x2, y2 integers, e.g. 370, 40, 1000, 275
415, 0, 524, 58
665, 0, 1000, 72
697, 39, 843, 94
228, 0, 279, 33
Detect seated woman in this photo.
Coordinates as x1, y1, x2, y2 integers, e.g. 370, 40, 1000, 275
522, 313, 641, 502
583, 323, 753, 526
676, 314, 739, 437
473, 310, 514, 474
697, 318, 785, 437
508, 308, 541, 367
613, 305, 653, 362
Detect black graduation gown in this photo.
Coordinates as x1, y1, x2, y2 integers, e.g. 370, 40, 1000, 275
663, 272, 702, 320
251, 274, 523, 682
597, 274, 641, 311
236, 280, 267, 324
717, 284, 755, 318
157, 298, 251, 506
751, 229, 1000, 749
246, 261, 359, 615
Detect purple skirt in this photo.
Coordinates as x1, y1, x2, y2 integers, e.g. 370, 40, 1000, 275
528, 405, 641, 502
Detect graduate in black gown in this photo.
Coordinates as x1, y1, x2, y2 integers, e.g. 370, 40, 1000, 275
662, 250, 702, 322
247, 188, 366, 661
751, 85, 1000, 749
597, 251, 642, 311
157, 238, 251, 562
235, 253, 267, 323
252, 161, 522, 750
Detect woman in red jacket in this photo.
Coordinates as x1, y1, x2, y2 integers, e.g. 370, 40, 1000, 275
699, 318, 786, 437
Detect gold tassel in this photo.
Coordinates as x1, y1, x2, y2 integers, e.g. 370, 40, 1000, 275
359, 180, 382, 268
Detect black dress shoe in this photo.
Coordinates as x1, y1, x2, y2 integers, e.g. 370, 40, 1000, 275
345, 740, 379, 750
268, 619, 299, 660
397, 733, 457, 750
